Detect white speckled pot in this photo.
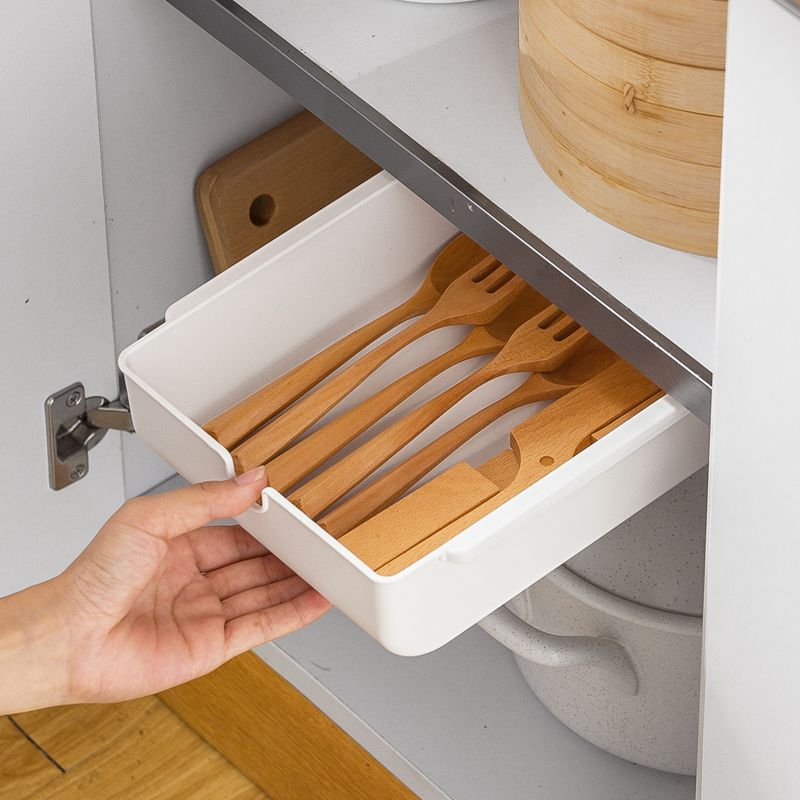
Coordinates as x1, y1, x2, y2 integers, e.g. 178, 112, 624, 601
482, 566, 701, 775
566, 467, 708, 615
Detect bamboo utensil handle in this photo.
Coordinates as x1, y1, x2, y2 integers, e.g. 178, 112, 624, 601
264, 325, 505, 494
231, 258, 523, 471
205, 289, 435, 449
377, 362, 659, 575
319, 373, 575, 537
265, 293, 547, 492
204, 233, 492, 449
335, 463, 502, 571
326, 343, 614, 537
288, 362, 497, 519
290, 305, 589, 517
231, 315, 431, 471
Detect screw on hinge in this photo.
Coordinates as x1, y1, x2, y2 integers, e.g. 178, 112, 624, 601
66, 389, 83, 408
69, 464, 87, 481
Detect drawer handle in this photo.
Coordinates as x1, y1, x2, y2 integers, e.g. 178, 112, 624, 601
479, 606, 639, 696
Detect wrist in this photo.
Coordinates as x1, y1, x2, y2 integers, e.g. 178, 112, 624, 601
0, 578, 72, 713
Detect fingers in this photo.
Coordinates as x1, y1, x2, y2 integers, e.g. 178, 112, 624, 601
221, 575, 312, 620
185, 525, 268, 572
223, 590, 331, 658
111, 467, 268, 541
205, 554, 295, 600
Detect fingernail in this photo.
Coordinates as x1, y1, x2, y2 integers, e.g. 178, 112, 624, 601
235, 466, 266, 485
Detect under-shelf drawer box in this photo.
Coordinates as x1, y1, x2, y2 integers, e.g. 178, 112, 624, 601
119, 173, 708, 656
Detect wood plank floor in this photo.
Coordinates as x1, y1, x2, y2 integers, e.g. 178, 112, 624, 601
1, 696, 269, 800
160, 652, 419, 800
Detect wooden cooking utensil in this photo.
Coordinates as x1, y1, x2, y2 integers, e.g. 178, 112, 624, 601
204, 233, 490, 449
318, 341, 616, 537
582, 393, 664, 449
336, 360, 658, 572
263, 288, 546, 494
330, 463, 505, 570
231, 258, 526, 471
289, 305, 589, 519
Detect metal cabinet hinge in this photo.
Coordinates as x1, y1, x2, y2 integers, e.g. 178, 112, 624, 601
45, 382, 134, 491
44, 321, 163, 490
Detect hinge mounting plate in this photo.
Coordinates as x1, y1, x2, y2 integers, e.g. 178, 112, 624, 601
45, 382, 134, 490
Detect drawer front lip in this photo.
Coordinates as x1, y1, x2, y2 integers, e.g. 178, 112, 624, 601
120, 172, 709, 656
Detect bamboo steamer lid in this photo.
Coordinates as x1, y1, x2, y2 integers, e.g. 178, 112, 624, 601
518, 0, 727, 256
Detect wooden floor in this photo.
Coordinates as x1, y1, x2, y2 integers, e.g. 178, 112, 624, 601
1, 696, 269, 800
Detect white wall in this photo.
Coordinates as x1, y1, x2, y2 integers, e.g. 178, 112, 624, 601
700, 0, 800, 796
0, 1, 125, 594
90, 0, 301, 496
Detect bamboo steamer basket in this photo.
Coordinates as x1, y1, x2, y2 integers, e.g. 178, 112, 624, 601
518, 0, 727, 256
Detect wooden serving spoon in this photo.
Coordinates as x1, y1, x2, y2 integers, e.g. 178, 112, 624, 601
262, 288, 546, 494
318, 341, 616, 537
231, 258, 526, 472
204, 233, 490, 449
288, 304, 589, 519
335, 360, 659, 574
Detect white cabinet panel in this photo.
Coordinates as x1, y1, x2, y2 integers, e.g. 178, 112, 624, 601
700, 1, 800, 797
0, 1, 124, 594
90, 0, 301, 496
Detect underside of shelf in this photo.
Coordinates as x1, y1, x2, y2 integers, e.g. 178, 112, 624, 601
164, 0, 715, 423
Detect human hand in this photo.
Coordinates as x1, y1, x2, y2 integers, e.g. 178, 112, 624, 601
0, 467, 330, 713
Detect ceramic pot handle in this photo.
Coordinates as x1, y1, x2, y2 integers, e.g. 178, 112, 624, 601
478, 607, 639, 696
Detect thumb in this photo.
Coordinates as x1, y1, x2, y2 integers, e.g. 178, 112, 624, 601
111, 467, 267, 541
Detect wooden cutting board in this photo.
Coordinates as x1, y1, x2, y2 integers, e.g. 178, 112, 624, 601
196, 111, 380, 273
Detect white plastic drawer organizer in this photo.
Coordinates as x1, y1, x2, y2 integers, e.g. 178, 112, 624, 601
120, 174, 708, 656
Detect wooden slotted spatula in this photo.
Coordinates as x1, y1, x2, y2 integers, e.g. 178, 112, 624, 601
231, 258, 526, 471
204, 233, 490, 449
318, 341, 617, 537
288, 305, 589, 519
337, 360, 659, 574
262, 288, 546, 494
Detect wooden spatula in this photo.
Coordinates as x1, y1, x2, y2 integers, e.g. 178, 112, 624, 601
288, 305, 589, 519
231, 258, 526, 471
204, 233, 490, 449
335, 360, 658, 573
263, 288, 546, 494
318, 341, 617, 537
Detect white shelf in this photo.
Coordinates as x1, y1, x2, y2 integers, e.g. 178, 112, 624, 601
243, 0, 717, 369
165, 0, 716, 421
259, 609, 696, 800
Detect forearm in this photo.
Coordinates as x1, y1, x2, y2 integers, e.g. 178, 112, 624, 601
0, 580, 70, 714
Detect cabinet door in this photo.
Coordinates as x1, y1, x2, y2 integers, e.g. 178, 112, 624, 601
699, 0, 800, 796
0, 1, 125, 596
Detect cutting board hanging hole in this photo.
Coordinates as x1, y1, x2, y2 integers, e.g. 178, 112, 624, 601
249, 194, 276, 227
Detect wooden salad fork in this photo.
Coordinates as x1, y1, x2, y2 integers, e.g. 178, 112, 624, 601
318, 341, 617, 537
288, 305, 590, 519
204, 233, 490, 449
262, 288, 546, 494
230, 257, 526, 472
